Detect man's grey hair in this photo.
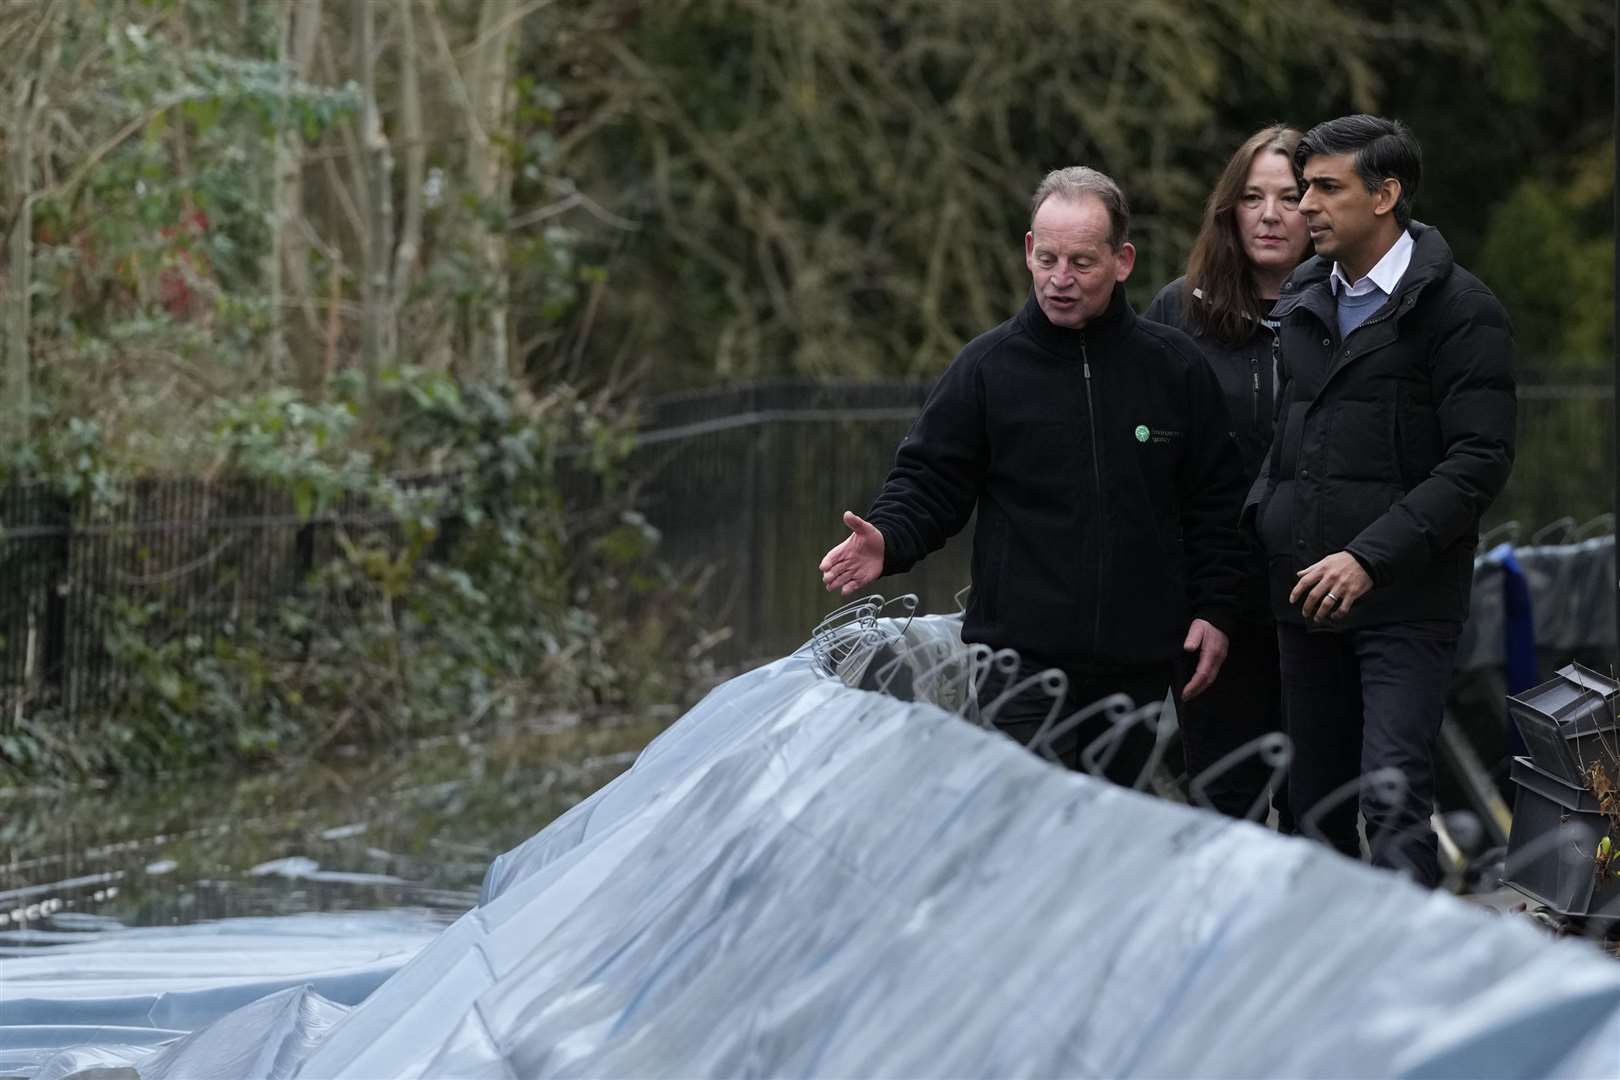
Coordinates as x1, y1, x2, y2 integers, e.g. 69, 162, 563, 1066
1029, 166, 1130, 249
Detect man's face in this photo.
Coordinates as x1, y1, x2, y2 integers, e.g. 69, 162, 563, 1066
1024, 194, 1135, 329
1297, 152, 1396, 266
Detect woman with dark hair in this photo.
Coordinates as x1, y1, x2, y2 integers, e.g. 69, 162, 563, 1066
1145, 125, 1311, 824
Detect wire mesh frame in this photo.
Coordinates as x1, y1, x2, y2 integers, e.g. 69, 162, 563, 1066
806, 590, 1620, 940
0, 478, 429, 730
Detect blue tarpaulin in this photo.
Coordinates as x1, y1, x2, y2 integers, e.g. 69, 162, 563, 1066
11, 616, 1620, 1078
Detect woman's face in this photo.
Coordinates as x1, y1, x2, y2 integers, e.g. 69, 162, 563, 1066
1235, 151, 1310, 280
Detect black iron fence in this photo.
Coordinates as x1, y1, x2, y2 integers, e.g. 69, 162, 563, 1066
624, 378, 1615, 662
0, 479, 416, 732
623, 381, 974, 664
1, 379, 1611, 730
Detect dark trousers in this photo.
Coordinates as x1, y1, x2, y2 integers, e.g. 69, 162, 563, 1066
1276, 619, 1460, 887
1178, 617, 1291, 826
976, 660, 1175, 788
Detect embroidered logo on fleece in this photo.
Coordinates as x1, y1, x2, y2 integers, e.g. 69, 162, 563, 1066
1136, 425, 1183, 445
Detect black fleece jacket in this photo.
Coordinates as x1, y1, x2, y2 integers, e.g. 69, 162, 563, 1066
1245, 223, 1516, 627
866, 285, 1248, 669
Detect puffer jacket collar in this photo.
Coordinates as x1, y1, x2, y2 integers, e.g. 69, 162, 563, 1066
1273, 222, 1454, 331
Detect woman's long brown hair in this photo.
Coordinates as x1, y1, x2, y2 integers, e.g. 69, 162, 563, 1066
1184, 125, 1304, 345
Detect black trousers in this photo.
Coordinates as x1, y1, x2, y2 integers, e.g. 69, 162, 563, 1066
976, 660, 1175, 788
1178, 617, 1291, 826
1276, 619, 1460, 887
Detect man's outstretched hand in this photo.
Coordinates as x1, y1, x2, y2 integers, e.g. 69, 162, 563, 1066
819, 511, 886, 595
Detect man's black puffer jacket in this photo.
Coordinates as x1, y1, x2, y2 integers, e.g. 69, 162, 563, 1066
866, 285, 1248, 669
1245, 223, 1516, 628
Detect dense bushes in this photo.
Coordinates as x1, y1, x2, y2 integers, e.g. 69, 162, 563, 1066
0, 372, 718, 782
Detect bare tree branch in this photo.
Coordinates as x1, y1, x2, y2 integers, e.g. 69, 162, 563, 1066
455, 0, 556, 60
391, 0, 426, 317
506, 184, 637, 232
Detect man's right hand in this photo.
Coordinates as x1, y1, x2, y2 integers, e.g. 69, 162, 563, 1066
819, 511, 886, 595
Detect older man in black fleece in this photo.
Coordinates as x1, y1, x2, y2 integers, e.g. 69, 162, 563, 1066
819, 166, 1249, 785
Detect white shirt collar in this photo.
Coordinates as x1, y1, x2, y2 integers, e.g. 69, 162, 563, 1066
1330, 229, 1414, 298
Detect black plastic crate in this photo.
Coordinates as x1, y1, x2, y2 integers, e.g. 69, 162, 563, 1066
1503, 756, 1620, 921
1506, 663, 1620, 786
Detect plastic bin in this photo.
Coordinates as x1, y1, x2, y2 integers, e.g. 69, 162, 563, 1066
1503, 756, 1620, 922
1506, 663, 1620, 786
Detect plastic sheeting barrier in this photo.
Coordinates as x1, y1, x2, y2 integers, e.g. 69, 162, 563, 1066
0, 910, 441, 1078
1459, 536, 1615, 674
12, 619, 1620, 1078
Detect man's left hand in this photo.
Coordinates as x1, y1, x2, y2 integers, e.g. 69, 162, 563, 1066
1290, 551, 1373, 623
1181, 618, 1229, 700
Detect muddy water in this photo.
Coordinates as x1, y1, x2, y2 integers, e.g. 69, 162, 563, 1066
0, 717, 665, 945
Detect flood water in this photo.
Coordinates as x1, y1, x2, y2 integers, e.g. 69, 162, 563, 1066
0, 716, 665, 949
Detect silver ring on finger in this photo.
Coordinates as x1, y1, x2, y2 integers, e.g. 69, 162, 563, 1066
1324, 592, 1339, 605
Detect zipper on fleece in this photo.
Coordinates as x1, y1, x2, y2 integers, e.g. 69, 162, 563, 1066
1270, 331, 1281, 425
1249, 356, 1261, 427
1081, 338, 1105, 653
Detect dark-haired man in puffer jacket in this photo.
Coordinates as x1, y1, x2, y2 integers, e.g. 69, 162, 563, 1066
1247, 115, 1516, 887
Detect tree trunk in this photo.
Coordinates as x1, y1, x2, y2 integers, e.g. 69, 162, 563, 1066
466, 0, 517, 383
264, 5, 292, 381
6, 79, 34, 443
353, 0, 395, 400
4, 8, 61, 445
272, 0, 324, 391
391, 0, 425, 338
